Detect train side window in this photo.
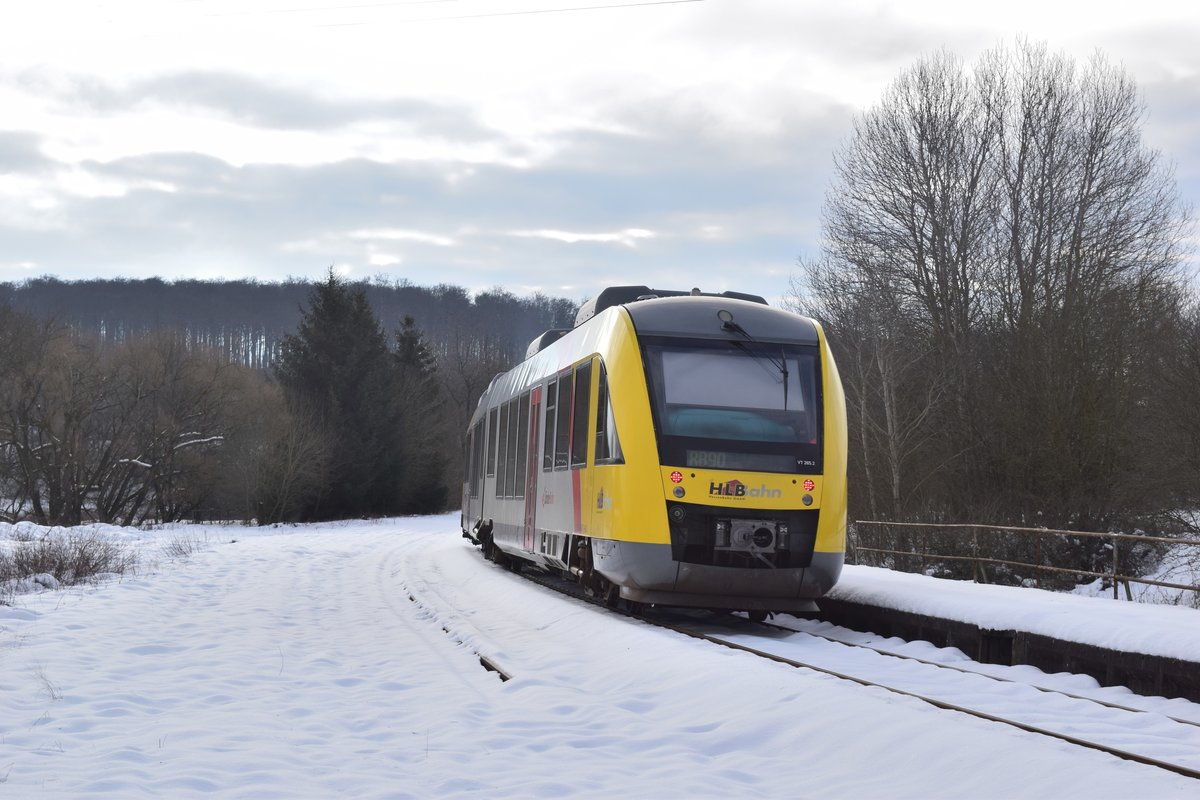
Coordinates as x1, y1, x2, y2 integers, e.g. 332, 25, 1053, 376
595, 361, 623, 465
465, 425, 475, 497
486, 407, 498, 478
495, 402, 509, 498
463, 427, 472, 492
554, 374, 573, 470
505, 398, 520, 498
514, 392, 530, 498
570, 360, 592, 469
543, 378, 557, 472
471, 423, 485, 497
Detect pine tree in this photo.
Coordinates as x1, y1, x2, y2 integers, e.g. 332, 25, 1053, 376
275, 272, 399, 519
392, 315, 448, 513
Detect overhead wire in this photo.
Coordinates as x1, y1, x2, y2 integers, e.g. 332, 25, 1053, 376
191, 0, 706, 22
320, 0, 707, 25
199, 1, 463, 18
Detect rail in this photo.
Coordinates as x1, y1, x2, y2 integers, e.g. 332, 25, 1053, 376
493, 561, 1200, 780
850, 520, 1200, 600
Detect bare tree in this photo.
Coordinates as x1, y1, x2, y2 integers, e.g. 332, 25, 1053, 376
0, 306, 299, 525
0, 307, 65, 522
796, 39, 1193, 541
793, 261, 948, 522
225, 383, 331, 525
982, 43, 1191, 527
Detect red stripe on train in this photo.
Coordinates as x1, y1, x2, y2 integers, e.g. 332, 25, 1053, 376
572, 469, 582, 533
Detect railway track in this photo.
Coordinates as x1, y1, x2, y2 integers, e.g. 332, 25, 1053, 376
511, 563, 1200, 781
756, 615, 1200, 726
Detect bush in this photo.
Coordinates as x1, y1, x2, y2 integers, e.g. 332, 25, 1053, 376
161, 534, 210, 560
0, 533, 136, 588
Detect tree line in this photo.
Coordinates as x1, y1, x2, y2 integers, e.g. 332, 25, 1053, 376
792, 40, 1198, 581
1, 276, 576, 372
1, 275, 576, 526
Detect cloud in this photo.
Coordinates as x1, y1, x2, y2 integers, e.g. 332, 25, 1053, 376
0, 132, 52, 174
679, 2, 951, 63
510, 228, 656, 247
347, 228, 457, 247
1142, 74, 1200, 173
18, 68, 493, 140
4, 1, 1196, 302
0, 137, 821, 300
88, 152, 238, 192
0, 66, 853, 297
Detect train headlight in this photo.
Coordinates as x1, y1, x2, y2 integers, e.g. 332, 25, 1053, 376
714, 519, 731, 547
752, 527, 774, 548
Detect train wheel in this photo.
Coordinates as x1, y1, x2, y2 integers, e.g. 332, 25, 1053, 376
747, 610, 769, 623
486, 543, 514, 571
625, 600, 646, 617
577, 539, 612, 602
602, 581, 620, 608
578, 544, 597, 598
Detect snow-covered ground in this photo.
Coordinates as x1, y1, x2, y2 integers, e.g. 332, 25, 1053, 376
1072, 543, 1200, 608
1, 514, 1198, 798
828, 563, 1200, 663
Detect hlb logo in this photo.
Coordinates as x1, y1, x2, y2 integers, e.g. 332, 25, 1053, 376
710, 479, 746, 496
709, 479, 782, 499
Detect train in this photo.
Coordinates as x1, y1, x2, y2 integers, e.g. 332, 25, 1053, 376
460, 285, 847, 618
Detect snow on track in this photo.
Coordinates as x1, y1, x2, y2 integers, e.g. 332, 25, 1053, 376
1, 514, 1197, 798
677, 618, 1200, 772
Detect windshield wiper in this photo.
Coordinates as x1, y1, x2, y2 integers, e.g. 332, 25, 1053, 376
721, 318, 790, 410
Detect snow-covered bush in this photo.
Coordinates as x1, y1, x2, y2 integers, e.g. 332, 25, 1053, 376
0, 529, 136, 596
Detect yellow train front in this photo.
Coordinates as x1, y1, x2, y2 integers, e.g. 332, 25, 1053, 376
461, 286, 847, 616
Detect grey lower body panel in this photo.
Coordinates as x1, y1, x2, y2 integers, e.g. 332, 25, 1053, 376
593, 540, 843, 612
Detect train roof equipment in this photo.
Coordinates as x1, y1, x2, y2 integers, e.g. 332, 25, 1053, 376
572, 285, 768, 328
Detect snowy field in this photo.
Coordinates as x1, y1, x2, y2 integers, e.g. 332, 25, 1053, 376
2, 514, 1198, 798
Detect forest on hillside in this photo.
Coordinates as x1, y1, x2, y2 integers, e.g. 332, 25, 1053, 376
1, 276, 577, 370
0, 276, 577, 526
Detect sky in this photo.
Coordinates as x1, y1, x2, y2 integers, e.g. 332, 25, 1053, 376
2, 514, 1198, 796
1, 1, 1198, 305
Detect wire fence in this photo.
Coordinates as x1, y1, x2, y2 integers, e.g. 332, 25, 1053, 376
850, 520, 1200, 601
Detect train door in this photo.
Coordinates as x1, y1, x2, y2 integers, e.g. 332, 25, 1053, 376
522, 387, 541, 552
464, 420, 486, 528
570, 359, 595, 539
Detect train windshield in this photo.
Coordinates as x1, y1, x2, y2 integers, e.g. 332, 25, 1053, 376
642, 338, 822, 474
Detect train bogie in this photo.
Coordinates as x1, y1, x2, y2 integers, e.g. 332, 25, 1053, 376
461, 286, 846, 615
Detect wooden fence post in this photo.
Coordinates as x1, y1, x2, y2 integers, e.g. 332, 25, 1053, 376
1112, 536, 1118, 600
921, 527, 928, 575
1034, 533, 1041, 589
